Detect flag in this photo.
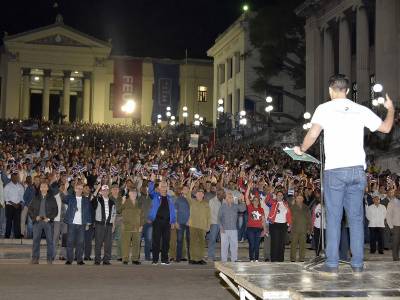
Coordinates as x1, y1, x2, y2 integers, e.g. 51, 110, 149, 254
193, 170, 203, 178
110, 166, 119, 176
151, 164, 159, 171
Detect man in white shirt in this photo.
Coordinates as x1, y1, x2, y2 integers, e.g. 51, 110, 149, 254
294, 74, 395, 274
4, 172, 25, 239
366, 196, 386, 254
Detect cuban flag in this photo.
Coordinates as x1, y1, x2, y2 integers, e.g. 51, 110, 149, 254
151, 164, 159, 171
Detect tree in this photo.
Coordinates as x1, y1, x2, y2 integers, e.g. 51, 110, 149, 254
249, 0, 306, 107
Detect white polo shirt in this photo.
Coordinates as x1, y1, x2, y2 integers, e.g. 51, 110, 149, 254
311, 99, 382, 170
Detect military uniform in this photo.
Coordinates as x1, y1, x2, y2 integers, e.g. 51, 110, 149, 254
187, 195, 211, 262
290, 203, 311, 262
111, 195, 123, 260
121, 198, 144, 263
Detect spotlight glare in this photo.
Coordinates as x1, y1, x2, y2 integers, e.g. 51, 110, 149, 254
303, 112, 311, 120
266, 96, 273, 103
183, 106, 188, 111
157, 114, 162, 119
166, 111, 171, 117
240, 110, 246, 117
182, 112, 188, 118
166, 106, 171, 111
373, 83, 383, 93
217, 106, 224, 112
303, 124, 308, 130
218, 98, 224, 105
372, 99, 379, 106
171, 116, 176, 120
194, 120, 200, 126
194, 113, 200, 119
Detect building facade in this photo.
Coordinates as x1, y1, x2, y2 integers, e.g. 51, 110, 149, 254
207, 13, 305, 128
297, 0, 400, 112
0, 16, 213, 125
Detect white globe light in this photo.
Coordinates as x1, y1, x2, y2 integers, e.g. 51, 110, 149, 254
303, 124, 308, 130
217, 106, 224, 112
218, 98, 224, 105
194, 113, 200, 119
266, 96, 273, 103
194, 120, 200, 126
373, 84, 383, 93
182, 111, 188, 118
70, 77, 75, 81
157, 114, 162, 119
166, 111, 171, 117
372, 99, 379, 106
303, 112, 311, 120
183, 106, 188, 111
240, 118, 247, 125
199, 117, 204, 122
265, 105, 273, 112
170, 120, 176, 126
160, 150, 165, 155
240, 110, 246, 117
157, 119, 162, 124
34, 76, 40, 81
166, 106, 171, 111
377, 97, 385, 104
171, 115, 176, 120
307, 122, 312, 129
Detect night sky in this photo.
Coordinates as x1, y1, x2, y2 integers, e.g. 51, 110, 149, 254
0, 0, 267, 59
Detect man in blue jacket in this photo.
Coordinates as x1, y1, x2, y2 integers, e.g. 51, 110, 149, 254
148, 174, 176, 265
63, 182, 92, 265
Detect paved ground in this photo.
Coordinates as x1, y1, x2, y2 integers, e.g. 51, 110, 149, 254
0, 240, 394, 300
0, 262, 233, 300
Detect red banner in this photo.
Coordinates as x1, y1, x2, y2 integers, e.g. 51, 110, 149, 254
113, 57, 142, 119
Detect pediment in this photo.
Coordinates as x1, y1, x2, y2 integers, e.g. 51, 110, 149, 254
27, 34, 88, 47
4, 23, 111, 50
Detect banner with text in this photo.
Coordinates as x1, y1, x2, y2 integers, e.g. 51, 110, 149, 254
113, 57, 142, 119
152, 63, 180, 123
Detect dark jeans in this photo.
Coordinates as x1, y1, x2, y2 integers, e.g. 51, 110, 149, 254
5, 204, 22, 238
247, 227, 262, 261
324, 166, 366, 268
66, 224, 85, 263
94, 223, 113, 263
369, 227, 384, 253
142, 223, 152, 260
392, 226, 400, 261
84, 225, 94, 258
176, 224, 190, 261
238, 212, 247, 241
270, 223, 287, 262
313, 227, 326, 256
152, 220, 171, 263
32, 221, 54, 260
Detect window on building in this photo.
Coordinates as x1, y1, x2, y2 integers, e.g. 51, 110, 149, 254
198, 86, 208, 102
352, 82, 358, 103
235, 52, 241, 73
109, 83, 114, 110
369, 75, 376, 102
227, 58, 233, 79
219, 64, 225, 84
227, 94, 233, 113
236, 89, 241, 112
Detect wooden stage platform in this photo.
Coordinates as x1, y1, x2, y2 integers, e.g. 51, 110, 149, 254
215, 261, 400, 300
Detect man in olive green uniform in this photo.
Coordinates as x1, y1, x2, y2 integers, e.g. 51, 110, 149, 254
121, 189, 144, 264
290, 194, 311, 262
187, 184, 210, 265
110, 185, 123, 261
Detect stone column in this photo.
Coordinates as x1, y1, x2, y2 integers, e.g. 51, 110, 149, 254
83, 72, 91, 122
338, 14, 352, 81
355, 4, 370, 104
323, 26, 334, 98
62, 71, 71, 122
42, 69, 51, 120
21, 68, 30, 119
375, 0, 399, 104
305, 17, 323, 111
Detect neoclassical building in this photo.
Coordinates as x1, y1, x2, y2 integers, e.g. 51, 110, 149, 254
207, 13, 305, 127
0, 15, 213, 125
297, 0, 400, 112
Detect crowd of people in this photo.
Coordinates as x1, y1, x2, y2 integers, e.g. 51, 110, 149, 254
0, 120, 399, 265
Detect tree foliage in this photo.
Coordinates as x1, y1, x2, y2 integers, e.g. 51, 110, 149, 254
249, 0, 306, 94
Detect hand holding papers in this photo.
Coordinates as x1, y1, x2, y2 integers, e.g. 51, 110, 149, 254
283, 147, 320, 164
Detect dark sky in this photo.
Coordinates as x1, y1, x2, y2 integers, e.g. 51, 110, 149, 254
0, 0, 267, 59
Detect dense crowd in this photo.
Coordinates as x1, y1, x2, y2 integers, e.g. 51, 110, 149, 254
1, 120, 400, 265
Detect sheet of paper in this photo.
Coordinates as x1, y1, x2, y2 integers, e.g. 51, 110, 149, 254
283, 147, 320, 164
